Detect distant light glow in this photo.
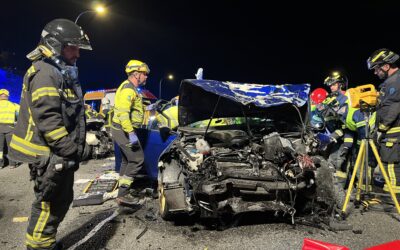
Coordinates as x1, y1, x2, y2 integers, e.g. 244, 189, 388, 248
95, 5, 106, 14
168, 74, 174, 80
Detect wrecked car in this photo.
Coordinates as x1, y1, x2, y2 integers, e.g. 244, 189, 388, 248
158, 79, 339, 223
84, 117, 114, 160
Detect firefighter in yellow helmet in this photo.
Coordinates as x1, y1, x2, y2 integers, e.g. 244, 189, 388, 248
0, 89, 20, 168
112, 59, 149, 206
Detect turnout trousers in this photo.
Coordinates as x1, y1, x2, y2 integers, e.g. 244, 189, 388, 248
0, 124, 16, 167
26, 162, 75, 250
380, 140, 400, 194
111, 127, 144, 184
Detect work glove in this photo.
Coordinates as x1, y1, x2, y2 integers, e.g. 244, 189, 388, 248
36, 164, 63, 201
339, 147, 349, 157
128, 132, 139, 145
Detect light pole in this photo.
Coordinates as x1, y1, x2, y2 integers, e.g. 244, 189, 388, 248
75, 4, 107, 24
159, 74, 174, 100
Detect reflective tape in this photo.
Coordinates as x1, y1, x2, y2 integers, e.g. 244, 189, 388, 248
31, 87, 59, 102
44, 127, 68, 142
33, 202, 51, 242
10, 134, 50, 157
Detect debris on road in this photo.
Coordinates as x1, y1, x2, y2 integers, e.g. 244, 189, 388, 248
12, 217, 29, 222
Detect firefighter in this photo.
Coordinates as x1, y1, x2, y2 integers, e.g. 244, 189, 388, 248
324, 71, 348, 96
0, 89, 20, 168
111, 59, 149, 206
322, 73, 353, 177
329, 92, 376, 190
8, 19, 91, 250
367, 48, 400, 198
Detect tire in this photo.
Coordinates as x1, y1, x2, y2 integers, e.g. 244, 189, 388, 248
159, 179, 173, 220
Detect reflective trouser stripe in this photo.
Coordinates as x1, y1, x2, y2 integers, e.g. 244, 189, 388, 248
0, 151, 2, 159
334, 129, 343, 137
383, 163, 400, 193
10, 134, 50, 157
44, 127, 68, 142
26, 232, 55, 249
335, 170, 348, 179
344, 138, 353, 143
119, 176, 134, 187
387, 127, 400, 134
33, 202, 51, 242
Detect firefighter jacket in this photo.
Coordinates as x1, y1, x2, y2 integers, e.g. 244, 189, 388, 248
377, 69, 400, 139
112, 80, 144, 133
0, 100, 20, 133
335, 93, 376, 149
8, 59, 86, 163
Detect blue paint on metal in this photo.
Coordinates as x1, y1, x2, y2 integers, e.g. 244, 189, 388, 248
188, 79, 310, 107
136, 128, 177, 181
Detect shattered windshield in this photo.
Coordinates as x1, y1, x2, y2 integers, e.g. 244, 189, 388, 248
189, 116, 302, 135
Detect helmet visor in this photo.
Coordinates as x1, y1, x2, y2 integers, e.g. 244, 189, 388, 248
66, 34, 92, 50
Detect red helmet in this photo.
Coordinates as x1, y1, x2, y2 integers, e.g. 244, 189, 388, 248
310, 88, 328, 104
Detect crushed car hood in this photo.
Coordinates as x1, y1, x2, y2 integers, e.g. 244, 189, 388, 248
178, 79, 310, 126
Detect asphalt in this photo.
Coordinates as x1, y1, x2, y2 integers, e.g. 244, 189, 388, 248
1, 158, 400, 250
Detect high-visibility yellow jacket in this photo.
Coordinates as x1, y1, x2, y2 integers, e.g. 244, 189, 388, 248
112, 80, 144, 133
0, 100, 19, 125
9, 59, 85, 163
156, 105, 179, 129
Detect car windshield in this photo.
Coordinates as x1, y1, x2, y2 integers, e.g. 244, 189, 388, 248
189, 116, 301, 135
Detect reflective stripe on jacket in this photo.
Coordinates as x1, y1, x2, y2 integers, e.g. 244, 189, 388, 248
9, 59, 85, 163
112, 80, 144, 133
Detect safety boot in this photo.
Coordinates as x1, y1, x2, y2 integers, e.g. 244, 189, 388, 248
116, 185, 140, 206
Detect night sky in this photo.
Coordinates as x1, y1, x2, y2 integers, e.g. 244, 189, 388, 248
1, 0, 399, 100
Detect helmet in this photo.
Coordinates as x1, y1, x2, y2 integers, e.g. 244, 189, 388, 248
367, 48, 399, 70
125, 60, 150, 74
0, 89, 10, 96
324, 72, 348, 88
39, 18, 92, 57
310, 88, 328, 104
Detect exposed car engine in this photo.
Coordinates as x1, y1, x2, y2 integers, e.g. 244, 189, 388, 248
159, 127, 335, 222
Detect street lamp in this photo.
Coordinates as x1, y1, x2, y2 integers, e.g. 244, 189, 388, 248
159, 74, 174, 100
75, 4, 107, 24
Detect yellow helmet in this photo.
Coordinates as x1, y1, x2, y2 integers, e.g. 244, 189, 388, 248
125, 59, 150, 74
0, 89, 10, 97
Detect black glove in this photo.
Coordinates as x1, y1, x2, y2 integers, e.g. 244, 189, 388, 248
37, 164, 63, 201
339, 147, 349, 158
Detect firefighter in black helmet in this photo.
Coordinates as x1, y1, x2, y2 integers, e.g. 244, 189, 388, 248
367, 48, 400, 199
8, 19, 91, 250
323, 71, 348, 95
